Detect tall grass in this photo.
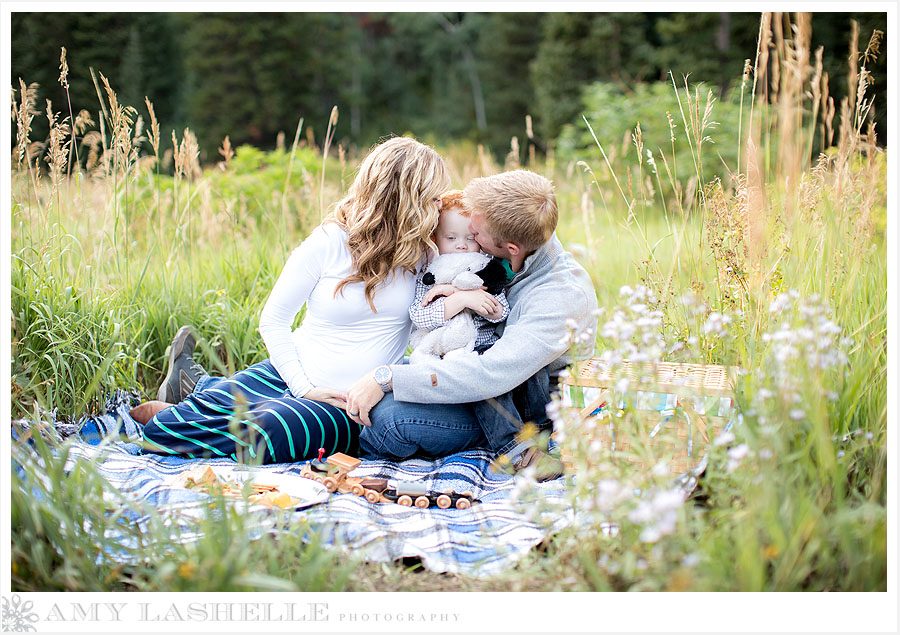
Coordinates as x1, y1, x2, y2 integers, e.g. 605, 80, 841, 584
9, 12, 886, 591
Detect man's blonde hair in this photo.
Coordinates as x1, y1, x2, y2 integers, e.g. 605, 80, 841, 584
463, 170, 557, 251
327, 137, 449, 310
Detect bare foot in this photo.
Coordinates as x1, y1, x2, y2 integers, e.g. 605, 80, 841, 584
130, 400, 171, 425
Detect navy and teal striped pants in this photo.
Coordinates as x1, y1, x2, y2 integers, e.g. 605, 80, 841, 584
142, 360, 361, 463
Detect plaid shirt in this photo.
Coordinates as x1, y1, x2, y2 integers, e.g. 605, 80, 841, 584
409, 274, 510, 349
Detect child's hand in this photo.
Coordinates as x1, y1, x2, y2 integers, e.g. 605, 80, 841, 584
458, 289, 502, 319
422, 283, 460, 306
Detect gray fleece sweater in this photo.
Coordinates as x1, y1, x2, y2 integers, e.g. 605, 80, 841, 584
390, 233, 598, 404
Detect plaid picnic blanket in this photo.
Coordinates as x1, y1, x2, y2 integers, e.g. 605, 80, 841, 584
14, 391, 571, 577
14, 391, 707, 577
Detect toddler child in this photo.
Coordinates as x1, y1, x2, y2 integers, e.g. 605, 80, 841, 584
408, 191, 511, 356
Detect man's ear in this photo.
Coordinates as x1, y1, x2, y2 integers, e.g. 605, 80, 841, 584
506, 242, 522, 257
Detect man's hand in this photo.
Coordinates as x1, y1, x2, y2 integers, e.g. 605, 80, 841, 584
302, 386, 348, 410
422, 283, 459, 306
345, 370, 387, 426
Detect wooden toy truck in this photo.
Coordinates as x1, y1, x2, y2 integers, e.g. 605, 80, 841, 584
300, 449, 479, 509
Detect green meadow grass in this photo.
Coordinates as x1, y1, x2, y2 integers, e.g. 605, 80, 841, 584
10, 23, 887, 592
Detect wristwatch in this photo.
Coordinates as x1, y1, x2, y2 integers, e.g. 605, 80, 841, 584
374, 365, 393, 393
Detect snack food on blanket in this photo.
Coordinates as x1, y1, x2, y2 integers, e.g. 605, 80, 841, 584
174, 466, 300, 509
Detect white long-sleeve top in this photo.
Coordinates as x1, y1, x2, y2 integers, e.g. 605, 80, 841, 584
258, 223, 418, 396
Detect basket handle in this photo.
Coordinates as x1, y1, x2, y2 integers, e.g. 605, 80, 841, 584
579, 389, 612, 419
678, 397, 709, 443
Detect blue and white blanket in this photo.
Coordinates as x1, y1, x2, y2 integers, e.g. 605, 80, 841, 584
15, 391, 705, 577
15, 392, 570, 577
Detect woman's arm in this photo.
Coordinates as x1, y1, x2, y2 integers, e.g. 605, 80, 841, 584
258, 226, 330, 398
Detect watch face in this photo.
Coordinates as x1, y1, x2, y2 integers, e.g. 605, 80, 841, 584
375, 366, 391, 384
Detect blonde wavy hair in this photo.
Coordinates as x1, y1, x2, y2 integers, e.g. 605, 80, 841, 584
326, 137, 449, 311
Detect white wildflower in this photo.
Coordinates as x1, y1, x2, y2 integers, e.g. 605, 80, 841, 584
702, 311, 732, 336
727, 444, 749, 461
713, 431, 736, 446
628, 500, 654, 524
769, 293, 792, 314
646, 149, 657, 173
639, 527, 661, 543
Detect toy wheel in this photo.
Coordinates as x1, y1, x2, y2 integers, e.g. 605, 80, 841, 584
414, 496, 430, 508
365, 490, 380, 504
456, 498, 472, 510
460, 490, 474, 498
351, 483, 365, 496
397, 495, 413, 506
436, 494, 452, 509
314, 475, 324, 483
323, 477, 339, 493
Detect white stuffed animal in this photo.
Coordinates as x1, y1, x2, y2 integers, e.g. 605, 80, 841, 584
409, 251, 492, 364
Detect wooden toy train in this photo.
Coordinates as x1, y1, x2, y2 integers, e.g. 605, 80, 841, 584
299, 450, 478, 510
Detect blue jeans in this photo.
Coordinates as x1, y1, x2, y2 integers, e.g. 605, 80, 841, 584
358, 394, 487, 460
472, 366, 552, 456
358, 365, 554, 461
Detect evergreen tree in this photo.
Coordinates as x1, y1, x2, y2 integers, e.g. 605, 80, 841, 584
11, 13, 180, 158
530, 13, 658, 142
477, 13, 547, 157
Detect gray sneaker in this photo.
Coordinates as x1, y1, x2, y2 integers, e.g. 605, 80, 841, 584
156, 326, 208, 404
494, 440, 565, 482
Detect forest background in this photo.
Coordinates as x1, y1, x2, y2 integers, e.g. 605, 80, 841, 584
10, 11, 888, 163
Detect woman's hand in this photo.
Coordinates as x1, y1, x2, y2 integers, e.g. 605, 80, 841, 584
303, 386, 348, 410
345, 370, 387, 426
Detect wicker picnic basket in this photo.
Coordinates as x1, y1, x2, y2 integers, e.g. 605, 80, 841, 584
557, 360, 738, 474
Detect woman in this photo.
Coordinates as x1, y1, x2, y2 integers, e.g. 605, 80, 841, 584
132, 136, 450, 463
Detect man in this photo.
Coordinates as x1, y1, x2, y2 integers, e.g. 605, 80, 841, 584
345, 170, 598, 480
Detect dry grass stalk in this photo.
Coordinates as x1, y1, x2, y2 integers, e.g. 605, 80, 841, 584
97, 72, 139, 178
319, 106, 339, 219
281, 117, 304, 224
218, 135, 234, 171
752, 12, 772, 108
476, 144, 493, 175
14, 79, 39, 171
74, 110, 94, 135
847, 20, 859, 114
704, 178, 750, 311
770, 12, 783, 101
505, 136, 520, 169
526, 114, 536, 165
82, 131, 103, 174
809, 46, 824, 158
179, 128, 201, 181
144, 97, 160, 166
822, 77, 834, 148
44, 99, 69, 196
